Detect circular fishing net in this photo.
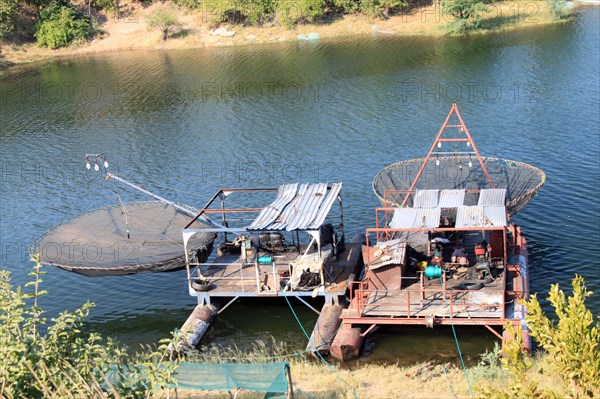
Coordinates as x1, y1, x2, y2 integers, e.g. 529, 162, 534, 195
373, 156, 546, 215
30, 201, 217, 276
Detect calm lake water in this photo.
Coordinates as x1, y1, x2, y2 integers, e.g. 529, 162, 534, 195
1, 7, 599, 365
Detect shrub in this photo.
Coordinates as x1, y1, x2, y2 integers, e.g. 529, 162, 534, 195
172, 0, 202, 9
35, 5, 93, 48
525, 275, 600, 397
361, 0, 405, 19
146, 9, 182, 41
546, 0, 569, 20
0, 0, 17, 40
275, 0, 323, 28
479, 275, 600, 398
0, 260, 177, 398
442, 0, 488, 34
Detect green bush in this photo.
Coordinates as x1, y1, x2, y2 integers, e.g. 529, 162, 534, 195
442, 0, 488, 34
546, 0, 569, 20
329, 0, 361, 14
172, 0, 202, 9
0, 260, 177, 398
275, 0, 323, 28
146, 9, 181, 41
479, 275, 600, 398
35, 5, 93, 48
0, 0, 17, 40
361, 0, 405, 19
525, 275, 600, 397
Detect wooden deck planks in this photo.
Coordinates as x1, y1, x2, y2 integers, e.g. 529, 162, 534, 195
195, 243, 361, 297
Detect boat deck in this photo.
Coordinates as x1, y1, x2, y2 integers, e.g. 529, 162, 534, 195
360, 280, 505, 318
193, 242, 362, 297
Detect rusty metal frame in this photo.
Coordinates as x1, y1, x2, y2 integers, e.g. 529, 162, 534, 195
401, 104, 495, 207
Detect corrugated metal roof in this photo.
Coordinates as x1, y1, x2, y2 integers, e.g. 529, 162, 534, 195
248, 183, 341, 231
455, 206, 507, 228
483, 206, 507, 227
389, 208, 416, 229
413, 189, 439, 208
438, 189, 466, 207
369, 239, 407, 269
268, 184, 309, 230
478, 189, 507, 206
248, 183, 298, 230
308, 183, 342, 229
455, 206, 484, 228
286, 183, 328, 231
389, 207, 441, 229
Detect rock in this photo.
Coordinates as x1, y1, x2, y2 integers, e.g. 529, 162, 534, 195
246, 34, 256, 40
209, 28, 235, 37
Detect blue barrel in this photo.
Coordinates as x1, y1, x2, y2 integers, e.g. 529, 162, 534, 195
257, 255, 273, 265
424, 266, 442, 278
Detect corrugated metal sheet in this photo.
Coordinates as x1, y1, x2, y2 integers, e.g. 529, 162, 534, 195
438, 189, 466, 207
286, 183, 328, 231
413, 189, 439, 208
455, 206, 484, 228
249, 183, 341, 231
308, 183, 342, 229
389, 207, 441, 229
369, 239, 407, 269
455, 206, 507, 228
478, 188, 507, 206
268, 184, 309, 230
248, 183, 298, 229
483, 206, 507, 227
389, 208, 416, 229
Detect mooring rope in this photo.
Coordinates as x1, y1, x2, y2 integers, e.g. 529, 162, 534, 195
451, 324, 474, 397
283, 295, 359, 399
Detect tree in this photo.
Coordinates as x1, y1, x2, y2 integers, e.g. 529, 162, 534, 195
442, 0, 488, 34
0, 0, 17, 40
35, 5, 93, 48
146, 9, 181, 41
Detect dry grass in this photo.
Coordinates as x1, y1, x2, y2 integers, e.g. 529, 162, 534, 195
1, 0, 568, 69
169, 352, 569, 399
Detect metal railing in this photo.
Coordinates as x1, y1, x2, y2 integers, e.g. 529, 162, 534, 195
350, 271, 507, 320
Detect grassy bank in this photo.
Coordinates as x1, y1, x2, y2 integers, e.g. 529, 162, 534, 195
170, 352, 568, 398
1, 0, 566, 69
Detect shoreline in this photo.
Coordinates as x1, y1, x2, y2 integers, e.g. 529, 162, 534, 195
0, 1, 576, 72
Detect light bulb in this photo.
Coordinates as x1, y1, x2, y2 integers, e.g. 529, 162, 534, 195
94, 163, 99, 171
437, 142, 442, 148
467, 142, 471, 147
104, 161, 109, 168
468, 161, 473, 168
436, 159, 440, 166
85, 162, 91, 170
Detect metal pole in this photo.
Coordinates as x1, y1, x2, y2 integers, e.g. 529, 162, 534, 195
106, 172, 196, 217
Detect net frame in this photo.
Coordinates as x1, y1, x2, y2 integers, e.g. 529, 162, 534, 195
29, 201, 216, 277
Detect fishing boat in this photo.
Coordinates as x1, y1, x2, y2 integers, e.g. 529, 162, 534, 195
330, 104, 546, 361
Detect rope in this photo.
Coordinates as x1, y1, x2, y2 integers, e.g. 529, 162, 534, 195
451, 324, 473, 397
294, 386, 318, 399
442, 364, 457, 399
282, 295, 358, 399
